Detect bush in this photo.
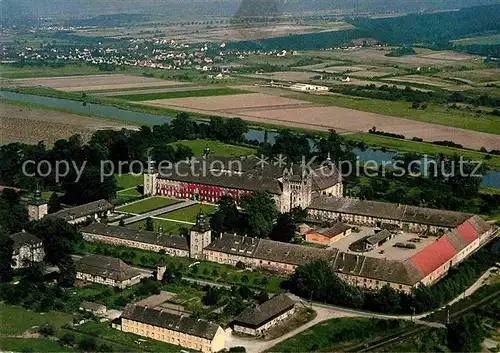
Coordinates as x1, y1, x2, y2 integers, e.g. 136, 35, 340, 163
60, 333, 76, 346
78, 336, 97, 351
38, 324, 54, 336
236, 261, 246, 269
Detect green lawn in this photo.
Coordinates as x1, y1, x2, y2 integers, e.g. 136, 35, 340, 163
0, 303, 73, 335
157, 204, 216, 223
0, 337, 77, 352
292, 93, 500, 135
116, 197, 180, 214
170, 139, 256, 157
115, 174, 142, 190
114, 88, 248, 101
346, 132, 500, 169
266, 318, 409, 352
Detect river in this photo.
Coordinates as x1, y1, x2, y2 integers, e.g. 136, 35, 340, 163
1, 90, 499, 189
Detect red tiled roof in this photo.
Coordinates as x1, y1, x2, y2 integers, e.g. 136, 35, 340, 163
456, 221, 479, 244
410, 236, 457, 276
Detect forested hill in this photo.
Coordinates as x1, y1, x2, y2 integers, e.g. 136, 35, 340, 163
351, 4, 500, 45
228, 4, 500, 50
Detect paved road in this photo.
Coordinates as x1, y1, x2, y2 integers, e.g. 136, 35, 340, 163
225, 267, 497, 352
111, 199, 198, 225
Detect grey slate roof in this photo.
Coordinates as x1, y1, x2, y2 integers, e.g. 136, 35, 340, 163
205, 234, 336, 266
309, 196, 471, 228
81, 223, 189, 251
332, 252, 424, 286
366, 230, 392, 246
204, 233, 259, 258
51, 199, 114, 221
311, 165, 342, 191
75, 254, 141, 282
122, 304, 221, 340
157, 158, 283, 195
309, 222, 351, 238
444, 230, 468, 252
9, 231, 42, 253
156, 156, 342, 196
254, 239, 337, 266
233, 294, 295, 328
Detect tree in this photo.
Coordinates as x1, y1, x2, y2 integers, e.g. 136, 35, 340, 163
57, 256, 76, 287
61, 165, 116, 205
171, 112, 197, 140
145, 217, 154, 231
269, 212, 296, 242
240, 191, 277, 238
447, 314, 485, 352
38, 324, 54, 336
0, 190, 29, 234
202, 286, 220, 306
0, 230, 14, 282
28, 217, 80, 266
47, 192, 62, 214
210, 195, 241, 234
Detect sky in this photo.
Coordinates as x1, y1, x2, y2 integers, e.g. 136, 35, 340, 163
1, 0, 498, 21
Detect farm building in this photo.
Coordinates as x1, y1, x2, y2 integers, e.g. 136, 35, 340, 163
305, 222, 352, 244
79, 301, 107, 316
9, 231, 45, 269
120, 304, 225, 353
289, 83, 329, 92
75, 254, 142, 288
232, 294, 296, 336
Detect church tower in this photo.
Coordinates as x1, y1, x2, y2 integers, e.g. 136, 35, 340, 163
28, 187, 48, 221
143, 160, 158, 196
189, 211, 212, 259
280, 165, 313, 212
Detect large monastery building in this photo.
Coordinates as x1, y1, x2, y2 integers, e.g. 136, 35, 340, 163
144, 155, 343, 212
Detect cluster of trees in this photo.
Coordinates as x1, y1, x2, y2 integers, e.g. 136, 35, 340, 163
350, 5, 500, 46
335, 83, 500, 109
0, 188, 80, 287
288, 243, 498, 315
0, 112, 250, 206
386, 46, 417, 57
368, 127, 405, 139
349, 153, 492, 214
209, 192, 307, 241
209, 192, 277, 238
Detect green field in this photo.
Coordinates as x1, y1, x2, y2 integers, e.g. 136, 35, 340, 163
157, 204, 217, 223
114, 88, 248, 101
0, 337, 77, 352
170, 139, 256, 157
116, 197, 180, 214
453, 34, 500, 45
292, 93, 500, 135
115, 173, 142, 190
0, 303, 72, 335
266, 318, 409, 352
0, 64, 106, 79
